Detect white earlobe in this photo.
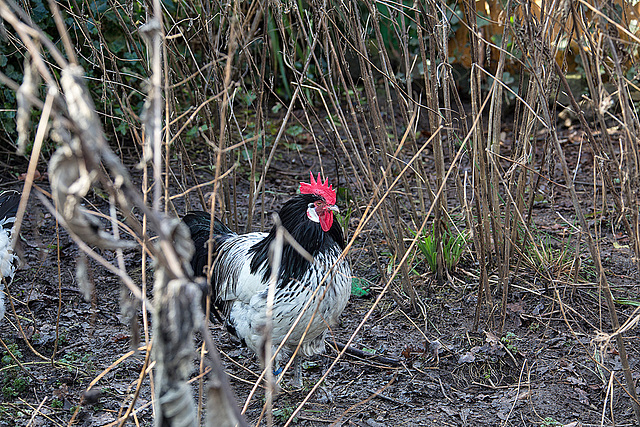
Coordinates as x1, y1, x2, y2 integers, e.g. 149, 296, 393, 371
306, 205, 320, 223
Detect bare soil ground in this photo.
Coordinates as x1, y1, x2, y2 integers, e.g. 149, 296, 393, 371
1, 116, 639, 427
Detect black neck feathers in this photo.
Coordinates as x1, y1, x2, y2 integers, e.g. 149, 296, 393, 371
249, 193, 345, 284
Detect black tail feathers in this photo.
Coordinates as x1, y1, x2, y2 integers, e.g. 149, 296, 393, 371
0, 191, 21, 229
182, 211, 233, 278
183, 211, 234, 323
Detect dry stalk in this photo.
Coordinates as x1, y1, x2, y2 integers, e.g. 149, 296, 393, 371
542, 63, 640, 425
3, 0, 640, 424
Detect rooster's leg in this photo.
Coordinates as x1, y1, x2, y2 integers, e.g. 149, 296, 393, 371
292, 355, 303, 388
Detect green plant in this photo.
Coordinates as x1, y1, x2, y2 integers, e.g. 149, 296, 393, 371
1, 343, 22, 365
411, 224, 467, 274
501, 332, 520, 352
335, 187, 354, 234
273, 406, 297, 423
51, 399, 63, 409
56, 331, 68, 346
1, 367, 30, 399
521, 233, 591, 282
541, 417, 561, 426
60, 351, 81, 363
0, 0, 151, 143
613, 297, 640, 307
2, 386, 18, 399
350, 277, 371, 297
0, 406, 21, 422
12, 377, 28, 394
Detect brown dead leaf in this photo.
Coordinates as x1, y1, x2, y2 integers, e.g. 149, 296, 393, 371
18, 169, 44, 181
485, 330, 500, 345
507, 301, 525, 314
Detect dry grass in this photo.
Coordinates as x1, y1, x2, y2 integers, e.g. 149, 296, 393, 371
0, 0, 639, 425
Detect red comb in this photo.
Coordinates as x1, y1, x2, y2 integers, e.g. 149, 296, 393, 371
300, 172, 336, 205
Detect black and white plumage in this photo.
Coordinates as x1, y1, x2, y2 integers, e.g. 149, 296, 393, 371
183, 178, 351, 385
0, 190, 21, 321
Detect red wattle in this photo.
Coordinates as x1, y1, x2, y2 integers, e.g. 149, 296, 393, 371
319, 212, 333, 232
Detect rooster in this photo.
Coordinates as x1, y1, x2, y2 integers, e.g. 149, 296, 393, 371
183, 173, 351, 386
0, 190, 21, 322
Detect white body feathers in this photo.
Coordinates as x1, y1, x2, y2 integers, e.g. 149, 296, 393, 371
212, 231, 351, 362
0, 191, 20, 322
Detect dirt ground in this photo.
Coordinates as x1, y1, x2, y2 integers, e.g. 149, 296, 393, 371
1, 116, 639, 427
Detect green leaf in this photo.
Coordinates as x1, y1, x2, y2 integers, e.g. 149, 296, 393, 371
115, 120, 128, 135
285, 124, 305, 137
271, 103, 283, 114
614, 298, 640, 307
351, 277, 371, 297
336, 187, 351, 203
31, 0, 49, 24
109, 39, 126, 54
